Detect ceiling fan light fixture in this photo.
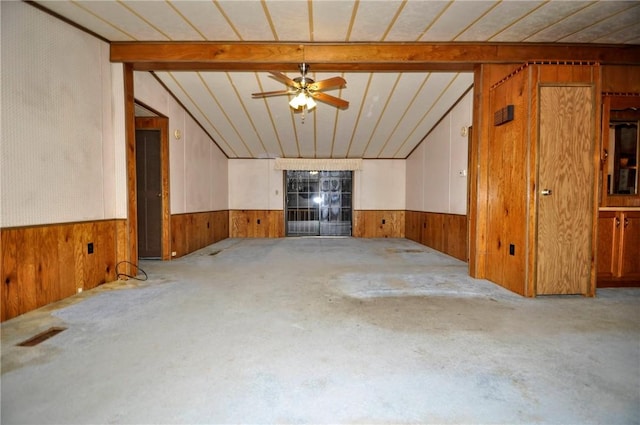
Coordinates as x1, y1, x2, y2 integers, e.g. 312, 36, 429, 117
289, 92, 316, 111
305, 95, 317, 111
289, 92, 307, 109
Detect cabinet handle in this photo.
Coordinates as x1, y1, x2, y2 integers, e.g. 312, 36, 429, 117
624, 217, 629, 228
616, 217, 620, 228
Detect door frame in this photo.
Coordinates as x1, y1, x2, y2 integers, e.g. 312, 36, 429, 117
134, 115, 171, 261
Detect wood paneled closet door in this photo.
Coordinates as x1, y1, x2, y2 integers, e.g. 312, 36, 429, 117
536, 85, 595, 295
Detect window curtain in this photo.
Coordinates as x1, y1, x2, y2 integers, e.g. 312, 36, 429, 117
274, 158, 362, 171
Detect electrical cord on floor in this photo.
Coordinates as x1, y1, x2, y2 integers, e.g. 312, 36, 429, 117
115, 261, 148, 281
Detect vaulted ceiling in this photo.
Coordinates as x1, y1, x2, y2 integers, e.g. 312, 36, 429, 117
34, 1, 640, 159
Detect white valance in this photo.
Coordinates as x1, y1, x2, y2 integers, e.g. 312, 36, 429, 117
274, 158, 362, 171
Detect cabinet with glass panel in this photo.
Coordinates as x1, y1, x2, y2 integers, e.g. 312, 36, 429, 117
602, 95, 640, 207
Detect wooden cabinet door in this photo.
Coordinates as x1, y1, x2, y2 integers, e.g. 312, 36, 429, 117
621, 211, 640, 278
597, 211, 620, 279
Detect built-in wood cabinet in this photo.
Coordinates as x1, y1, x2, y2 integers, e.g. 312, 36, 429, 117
598, 210, 640, 286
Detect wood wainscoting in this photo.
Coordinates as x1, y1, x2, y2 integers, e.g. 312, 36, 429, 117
170, 211, 229, 258
405, 211, 468, 262
352, 210, 405, 238
1, 219, 125, 321
229, 210, 284, 238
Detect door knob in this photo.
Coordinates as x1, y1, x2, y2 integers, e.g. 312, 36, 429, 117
541, 189, 553, 196
157, 193, 162, 197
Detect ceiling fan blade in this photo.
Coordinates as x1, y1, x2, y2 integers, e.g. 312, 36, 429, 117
268, 71, 301, 89
252, 89, 296, 98
309, 91, 349, 109
308, 76, 347, 92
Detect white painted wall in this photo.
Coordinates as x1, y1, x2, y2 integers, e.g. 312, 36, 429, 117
134, 72, 228, 213
111, 65, 127, 219
449, 91, 473, 214
406, 89, 472, 215
405, 143, 424, 211
228, 159, 283, 210
354, 160, 406, 210
228, 159, 405, 211
423, 119, 451, 212
0, 1, 125, 227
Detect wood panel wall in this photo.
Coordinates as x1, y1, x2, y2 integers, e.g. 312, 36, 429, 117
485, 67, 530, 295
470, 63, 521, 278
405, 211, 468, 262
405, 210, 422, 242
444, 214, 468, 262
352, 210, 405, 238
170, 210, 229, 258
1, 219, 124, 321
229, 210, 284, 238
602, 65, 640, 93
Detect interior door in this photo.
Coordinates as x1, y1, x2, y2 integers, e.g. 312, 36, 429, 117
136, 129, 162, 258
536, 85, 595, 295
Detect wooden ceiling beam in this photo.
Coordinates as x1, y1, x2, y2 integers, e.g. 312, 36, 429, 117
140, 62, 475, 72
111, 42, 640, 71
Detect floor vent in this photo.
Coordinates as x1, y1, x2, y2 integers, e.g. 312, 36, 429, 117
388, 248, 424, 253
17, 327, 67, 347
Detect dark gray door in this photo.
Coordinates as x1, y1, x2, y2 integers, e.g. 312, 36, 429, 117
136, 129, 162, 258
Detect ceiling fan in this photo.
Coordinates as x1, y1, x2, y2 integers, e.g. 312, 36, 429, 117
252, 63, 349, 111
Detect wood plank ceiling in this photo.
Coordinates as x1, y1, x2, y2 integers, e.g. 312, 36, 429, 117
35, 1, 640, 159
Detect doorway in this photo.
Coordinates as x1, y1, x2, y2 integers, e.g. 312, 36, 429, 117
285, 170, 352, 236
135, 116, 170, 260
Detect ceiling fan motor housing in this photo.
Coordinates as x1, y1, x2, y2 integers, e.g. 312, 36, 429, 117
293, 76, 314, 87
295, 63, 313, 87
